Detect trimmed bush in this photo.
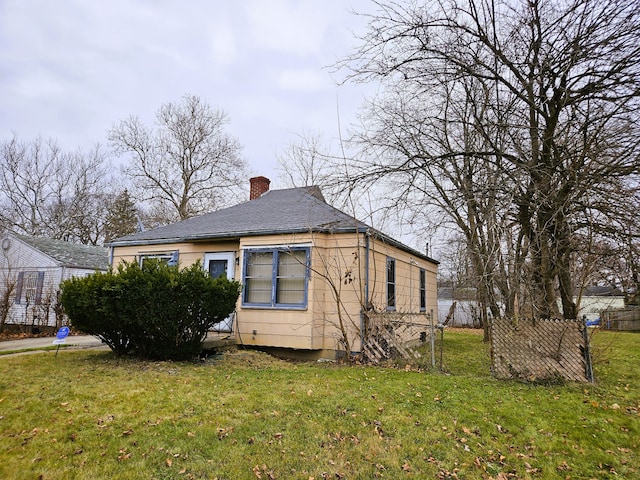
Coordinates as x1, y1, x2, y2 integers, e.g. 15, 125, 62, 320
60, 260, 241, 360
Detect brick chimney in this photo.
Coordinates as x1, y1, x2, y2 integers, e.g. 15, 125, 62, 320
250, 176, 270, 200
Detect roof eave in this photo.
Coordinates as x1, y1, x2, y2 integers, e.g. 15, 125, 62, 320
107, 226, 439, 265
106, 226, 367, 248
368, 230, 439, 265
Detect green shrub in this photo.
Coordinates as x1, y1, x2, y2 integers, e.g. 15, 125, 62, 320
60, 260, 241, 360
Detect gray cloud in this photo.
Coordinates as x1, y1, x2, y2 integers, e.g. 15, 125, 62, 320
0, 0, 375, 180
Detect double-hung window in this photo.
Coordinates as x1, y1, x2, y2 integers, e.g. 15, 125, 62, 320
15, 271, 45, 305
243, 247, 310, 308
386, 257, 396, 310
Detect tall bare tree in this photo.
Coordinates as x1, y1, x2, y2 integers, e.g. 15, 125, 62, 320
109, 94, 247, 223
0, 135, 111, 245
340, 0, 640, 321
277, 132, 335, 189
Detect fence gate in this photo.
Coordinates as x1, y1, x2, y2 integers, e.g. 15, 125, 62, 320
491, 317, 594, 383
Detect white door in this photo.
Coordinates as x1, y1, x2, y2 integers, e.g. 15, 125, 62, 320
203, 252, 236, 333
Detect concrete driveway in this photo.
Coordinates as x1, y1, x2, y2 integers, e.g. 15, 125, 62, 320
0, 335, 106, 356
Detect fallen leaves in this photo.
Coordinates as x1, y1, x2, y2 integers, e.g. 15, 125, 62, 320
97, 414, 115, 428
252, 464, 275, 479
117, 448, 131, 462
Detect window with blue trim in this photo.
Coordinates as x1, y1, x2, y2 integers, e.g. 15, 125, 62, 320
243, 247, 309, 308
139, 251, 179, 267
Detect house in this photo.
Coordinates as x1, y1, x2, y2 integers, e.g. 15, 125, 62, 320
0, 233, 109, 330
107, 177, 439, 359
576, 286, 626, 324
437, 282, 626, 327
437, 283, 479, 327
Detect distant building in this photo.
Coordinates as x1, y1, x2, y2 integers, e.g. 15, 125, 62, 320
576, 286, 625, 322
0, 233, 108, 329
437, 283, 479, 327
437, 283, 625, 326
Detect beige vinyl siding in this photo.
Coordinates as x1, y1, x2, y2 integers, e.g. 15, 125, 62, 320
238, 234, 316, 349
109, 231, 438, 356
367, 239, 437, 315
111, 240, 240, 271
311, 232, 366, 352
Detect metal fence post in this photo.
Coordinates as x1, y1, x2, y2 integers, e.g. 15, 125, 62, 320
430, 309, 435, 368
581, 318, 595, 383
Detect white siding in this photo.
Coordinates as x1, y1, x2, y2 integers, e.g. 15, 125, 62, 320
1, 236, 104, 328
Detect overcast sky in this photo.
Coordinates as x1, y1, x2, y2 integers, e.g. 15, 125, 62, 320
0, 0, 377, 185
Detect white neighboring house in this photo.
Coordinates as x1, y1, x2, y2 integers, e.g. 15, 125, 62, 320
0, 233, 108, 330
576, 286, 626, 323
437, 283, 625, 326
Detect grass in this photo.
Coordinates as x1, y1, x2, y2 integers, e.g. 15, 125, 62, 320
0, 330, 638, 479
0, 345, 70, 357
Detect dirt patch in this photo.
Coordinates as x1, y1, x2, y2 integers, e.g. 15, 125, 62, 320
206, 349, 294, 368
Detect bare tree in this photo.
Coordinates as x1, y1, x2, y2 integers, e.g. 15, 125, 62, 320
276, 130, 372, 217
0, 269, 17, 333
339, 0, 640, 321
277, 132, 334, 188
109, 94, 247, 223
0, 135, 111, 245
577, 186, 640, 305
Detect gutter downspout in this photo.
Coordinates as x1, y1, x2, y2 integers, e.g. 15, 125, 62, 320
109, 246, 114, 267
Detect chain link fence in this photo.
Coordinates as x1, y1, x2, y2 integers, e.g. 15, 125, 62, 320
490, 317, 594, 383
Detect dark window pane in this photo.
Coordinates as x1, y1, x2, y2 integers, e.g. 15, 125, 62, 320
387, 258, 396, 309
420, 269, 426, 310
209, 259, 227, 279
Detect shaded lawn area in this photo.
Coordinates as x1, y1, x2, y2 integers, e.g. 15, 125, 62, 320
0, 330, 638, 479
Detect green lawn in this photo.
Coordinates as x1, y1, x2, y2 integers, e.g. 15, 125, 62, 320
0, 330, 638, 479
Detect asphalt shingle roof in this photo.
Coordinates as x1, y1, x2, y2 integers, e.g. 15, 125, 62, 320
108, 186, 368, 245
15, 234, 109, 270
107, 186, 437, 264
